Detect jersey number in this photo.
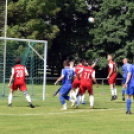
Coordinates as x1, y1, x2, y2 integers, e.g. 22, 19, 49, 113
84, 72, 90, 79
17, 70, 23, 77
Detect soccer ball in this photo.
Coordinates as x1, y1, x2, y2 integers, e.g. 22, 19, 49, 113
88, 17, 94, 23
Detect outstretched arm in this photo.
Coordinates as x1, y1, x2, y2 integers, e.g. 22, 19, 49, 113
54, 75, 64, 85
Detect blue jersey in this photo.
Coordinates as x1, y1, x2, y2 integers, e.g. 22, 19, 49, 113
122, 63, 131, 78
127, 64, 134, 84
62, 67, 75, 84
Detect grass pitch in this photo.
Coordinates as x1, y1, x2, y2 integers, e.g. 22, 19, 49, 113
0, 83, 134, 134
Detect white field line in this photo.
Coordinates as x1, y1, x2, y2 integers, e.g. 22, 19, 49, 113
0, 108, 130, 116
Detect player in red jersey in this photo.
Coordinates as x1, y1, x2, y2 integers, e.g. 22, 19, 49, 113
8, 58, 34, 108
70, 58, 84, 102
107, 54, 118, 101
76, 60, 98, 109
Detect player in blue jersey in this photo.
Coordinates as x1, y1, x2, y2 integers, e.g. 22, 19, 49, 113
125, 63, 134, 114
122, 58, 131, 101
54, 60, 76, 110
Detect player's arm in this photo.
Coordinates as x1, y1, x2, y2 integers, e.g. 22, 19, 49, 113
115, 64, 118, 73
54, 69, 65, 85
54, 75, 64, 85
107, 64, 113, 79
125, 65, 132, 87
92, 71, 99, 88
25, 67, 29, 76
77, 68, 83, 80
8, 68, 14, 88
91, 58, 99, 68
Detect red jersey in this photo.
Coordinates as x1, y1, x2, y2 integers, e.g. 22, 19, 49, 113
75, 64, 84, 77
81, 66, 95, 84
108, 61, 117, 76
12, 64, 27, 84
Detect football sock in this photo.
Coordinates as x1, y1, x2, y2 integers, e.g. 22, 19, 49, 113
114, 88, 117, 96
82, 94, 85, 102
76, 88, 79, 96
122, 88, 125, 96
126, 98, 131, 111
90, 95, 94, 107
59, 95, 66, 105
111, 89, 114, 96
8, 93, 13, 104
76, 95, 81, 107
70, 91, 76, 101
63, 103, 67, 109
26, 95, 32, 104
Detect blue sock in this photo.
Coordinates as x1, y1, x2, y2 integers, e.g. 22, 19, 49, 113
122, 88, 125, 95
64, 96, 70, 101
59, 96, 66, 105
126, 98, 131, 111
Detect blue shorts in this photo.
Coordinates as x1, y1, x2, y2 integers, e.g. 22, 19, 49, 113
122, 78, 126, 84
59, 84, 72, 96
126, 84, 134, 95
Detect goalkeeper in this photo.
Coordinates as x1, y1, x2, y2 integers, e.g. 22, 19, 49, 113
8, 58, 35, 108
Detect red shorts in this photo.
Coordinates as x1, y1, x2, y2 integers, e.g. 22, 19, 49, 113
79, 82, 93, 95
108, 74, 116, 84
72, 78, 81, 89
11, 83, 27, 91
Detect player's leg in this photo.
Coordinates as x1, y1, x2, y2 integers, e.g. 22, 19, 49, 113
76, 84, 85, 108
109, 84, 115, 101
126, 84, 133, 114
63, 95, 75, 107
81, 94, 86, 104
23, 90, 35, 108
8, 89, 14, 107
87, 84, 94, 109
70, 88, 77, 101
113, 83, 118, 100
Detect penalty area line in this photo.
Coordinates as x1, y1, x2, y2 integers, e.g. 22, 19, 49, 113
0, 108, 129, 116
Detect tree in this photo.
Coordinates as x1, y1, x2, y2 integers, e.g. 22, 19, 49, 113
88, 0, 134, 76
7, 0, 60, 42
48, 0, 93, 74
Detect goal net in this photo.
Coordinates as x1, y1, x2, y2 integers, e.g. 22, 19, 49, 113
0, 37, 48, 101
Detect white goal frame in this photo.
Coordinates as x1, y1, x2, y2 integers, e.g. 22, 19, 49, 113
0, 37, 48, 101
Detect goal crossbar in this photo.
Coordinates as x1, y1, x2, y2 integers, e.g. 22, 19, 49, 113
0, 37, 47, 43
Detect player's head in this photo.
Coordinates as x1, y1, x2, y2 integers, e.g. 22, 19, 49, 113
15, 58, 21, 64
88, 60, 93, 66
123, 58, 128, 64
107, 54, 113, 61
63, 60, 69, 67
69, 60, 74, 67
82, 59, 88, 66
78, 58, 83, 64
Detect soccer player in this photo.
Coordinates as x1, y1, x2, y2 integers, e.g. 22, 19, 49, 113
122, 58, 131, 101
76, 60, 98, 109
54, 60, 76, 110
70, 58, 83, 102
8, 58, 34, 108
125, 63, 134, 114
107, 54, 118, 101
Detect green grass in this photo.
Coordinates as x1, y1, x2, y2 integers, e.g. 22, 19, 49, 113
0, 83, 134, 134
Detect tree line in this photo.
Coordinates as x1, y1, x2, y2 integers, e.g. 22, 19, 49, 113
2, 0, 134, 77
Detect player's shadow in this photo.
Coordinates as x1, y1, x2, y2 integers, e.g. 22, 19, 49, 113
69, 108, 107, 110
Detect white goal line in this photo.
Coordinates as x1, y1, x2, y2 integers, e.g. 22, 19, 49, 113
0, 108, 128, 116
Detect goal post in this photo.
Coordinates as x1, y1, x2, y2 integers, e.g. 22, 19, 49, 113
0, 37, 48, 101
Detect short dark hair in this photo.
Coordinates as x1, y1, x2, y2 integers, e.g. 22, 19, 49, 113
78, 58, 83, 63
15, 58, 21, 64
88, 60, 93, 66
63, 60, 69, 66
